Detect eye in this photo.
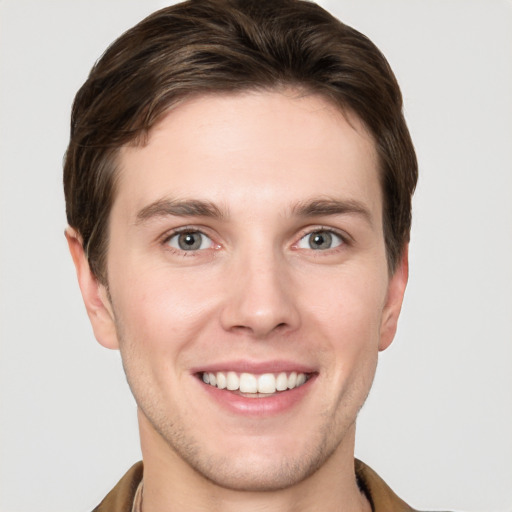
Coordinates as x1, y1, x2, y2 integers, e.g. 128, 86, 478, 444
297, 230, 344, 250
166, 230, 214, 251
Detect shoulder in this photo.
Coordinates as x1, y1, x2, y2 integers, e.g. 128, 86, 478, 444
92, 461, 143, 512
355, 459, 444, 512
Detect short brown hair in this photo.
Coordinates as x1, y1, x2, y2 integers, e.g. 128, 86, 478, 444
64, 0, 417, 283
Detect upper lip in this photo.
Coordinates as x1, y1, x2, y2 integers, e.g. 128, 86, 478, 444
190, 360, 317, 375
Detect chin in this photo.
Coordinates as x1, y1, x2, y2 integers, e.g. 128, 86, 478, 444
152, 416, 348, 493
184, 446, 333, 492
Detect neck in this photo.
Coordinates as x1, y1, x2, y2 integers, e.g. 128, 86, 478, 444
138, 412, 371, 512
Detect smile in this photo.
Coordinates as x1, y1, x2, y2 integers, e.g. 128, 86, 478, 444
200, 371, 309, 395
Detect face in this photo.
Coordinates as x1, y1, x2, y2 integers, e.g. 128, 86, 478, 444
75, 90, 407, 492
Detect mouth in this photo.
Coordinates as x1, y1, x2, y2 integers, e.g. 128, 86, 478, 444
198, 370, 311, 397
193, 361, 317, 415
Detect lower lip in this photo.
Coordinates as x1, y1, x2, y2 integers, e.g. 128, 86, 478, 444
198, 376, 316, 416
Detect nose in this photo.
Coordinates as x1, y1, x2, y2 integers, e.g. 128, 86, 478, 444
219, 249, 301, 339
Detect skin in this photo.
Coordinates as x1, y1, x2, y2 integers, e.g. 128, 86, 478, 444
67, 90, 408, 512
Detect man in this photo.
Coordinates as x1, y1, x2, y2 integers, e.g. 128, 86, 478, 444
64, 0, 418, 510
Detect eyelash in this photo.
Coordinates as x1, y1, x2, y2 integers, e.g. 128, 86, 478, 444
160, 225, 350, 255
161, 227, 217, 256
294, 226, 350, 252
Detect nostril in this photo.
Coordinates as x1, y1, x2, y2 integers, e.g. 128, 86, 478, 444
232, 324, 251, 332
230, 321, 288, 336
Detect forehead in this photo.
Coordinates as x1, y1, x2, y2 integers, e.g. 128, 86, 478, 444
115, 90, 381, 221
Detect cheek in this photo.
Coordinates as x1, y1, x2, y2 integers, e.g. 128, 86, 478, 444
310, 267, 388, 339
306, 265, 388, 389
109, 261, 224, 361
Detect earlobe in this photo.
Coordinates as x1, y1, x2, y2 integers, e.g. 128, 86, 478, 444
378, 245, 409, 351
65, 227, 119, 350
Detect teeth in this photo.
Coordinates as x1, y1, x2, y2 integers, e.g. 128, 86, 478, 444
216, 372, 227, 389
257, 373, 276, 393
201, 371, 309, 394
226, 371, 239, 391
276, 372, 288, 391
239, 373, 258, 393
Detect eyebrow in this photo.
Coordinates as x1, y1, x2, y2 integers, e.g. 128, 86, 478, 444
135, 196, 372, 225
291, 198, 372, 224
135, 198, 225, 224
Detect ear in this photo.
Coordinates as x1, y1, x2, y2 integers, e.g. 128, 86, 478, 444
378, 245, 409, 351
65, 227, 119, 350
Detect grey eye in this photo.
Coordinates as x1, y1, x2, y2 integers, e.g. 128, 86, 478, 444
168, 231, 213, 251
297, 230, 343, 250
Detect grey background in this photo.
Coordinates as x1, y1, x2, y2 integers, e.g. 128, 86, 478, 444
1, 1, 511, 511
